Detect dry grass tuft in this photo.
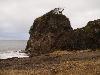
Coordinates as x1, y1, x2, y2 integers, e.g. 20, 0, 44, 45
0, 50, 100, 75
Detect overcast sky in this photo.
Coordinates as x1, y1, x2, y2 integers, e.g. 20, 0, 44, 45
0, 0, 100, 40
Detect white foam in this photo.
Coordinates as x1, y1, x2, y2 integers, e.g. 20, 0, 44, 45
0, 50, 29, 59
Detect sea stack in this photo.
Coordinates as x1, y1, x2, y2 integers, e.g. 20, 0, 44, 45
25, 8, 73, 56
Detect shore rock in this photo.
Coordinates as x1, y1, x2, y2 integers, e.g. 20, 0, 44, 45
25, 8, 100, 56
25, 8, 73, 56
72, 19, 100, 50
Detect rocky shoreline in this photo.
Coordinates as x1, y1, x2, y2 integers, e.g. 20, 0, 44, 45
0, 50, 100, 75
0, 50, 100, 70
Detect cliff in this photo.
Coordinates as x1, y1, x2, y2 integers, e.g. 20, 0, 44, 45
25, 8, 73, 56
25, 8, 100, 56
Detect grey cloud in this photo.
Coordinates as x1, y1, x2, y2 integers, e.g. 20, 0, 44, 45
0, 0, 100, 40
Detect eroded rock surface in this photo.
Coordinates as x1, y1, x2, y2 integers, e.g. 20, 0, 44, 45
25, 8, 100, 56
25, 8, 73, 56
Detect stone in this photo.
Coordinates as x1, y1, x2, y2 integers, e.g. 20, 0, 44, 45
25, 8, 73, 56
25, 8, 100, 57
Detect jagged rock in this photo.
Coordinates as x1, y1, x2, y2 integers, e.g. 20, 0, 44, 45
25, 8, 100, 57
25, 8, 73, 56
83, 19, 100, 49
72, 19, 100, 50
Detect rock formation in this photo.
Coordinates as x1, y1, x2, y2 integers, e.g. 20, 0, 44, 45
25, 8, 73, 56
25, 8, 100, 56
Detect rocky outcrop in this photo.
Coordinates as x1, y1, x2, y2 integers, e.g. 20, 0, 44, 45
81, 19, 100, 49
71, 19, 100, 50
25, 8, 73, 56
25, 8, 100, 56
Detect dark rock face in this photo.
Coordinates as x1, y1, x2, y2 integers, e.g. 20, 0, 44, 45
25, 8, 100, 56
71, 19, 100, 50
25, 8, 73, 56
83, 19, 100, 49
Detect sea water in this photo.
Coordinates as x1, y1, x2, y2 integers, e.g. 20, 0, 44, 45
0, 40, 29, 59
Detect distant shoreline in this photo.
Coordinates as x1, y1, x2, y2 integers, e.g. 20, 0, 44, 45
0, 40, 28, 41
0, 40, 28, 59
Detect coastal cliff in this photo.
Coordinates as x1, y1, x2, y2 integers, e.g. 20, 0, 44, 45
25, 8, 73, 56
25, 8, 100, 56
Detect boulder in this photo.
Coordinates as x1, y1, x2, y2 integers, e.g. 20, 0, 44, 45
25, 8, 73, 56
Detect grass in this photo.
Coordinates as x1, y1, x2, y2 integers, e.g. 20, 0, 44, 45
0, 50, 100, 75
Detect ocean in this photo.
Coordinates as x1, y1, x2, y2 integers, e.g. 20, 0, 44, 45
0, 40, 29, 59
